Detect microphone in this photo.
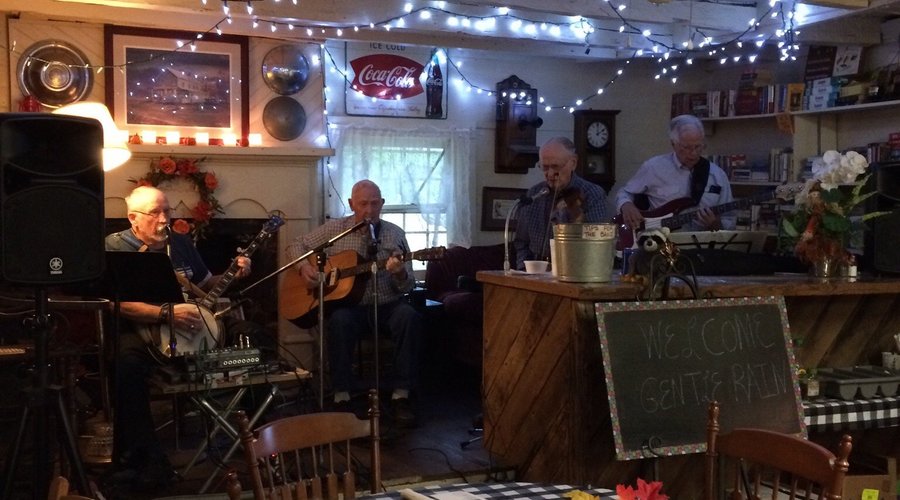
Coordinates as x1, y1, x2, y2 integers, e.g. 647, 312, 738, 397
164, 225, 172, 258
518, 188, 550, 206
366, 219, 379, 258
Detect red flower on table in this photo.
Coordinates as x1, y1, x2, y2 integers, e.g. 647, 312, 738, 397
616, 478, 669, 500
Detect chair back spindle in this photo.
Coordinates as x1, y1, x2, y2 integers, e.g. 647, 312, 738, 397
705, 401, 852, 500
236, 390, 382, 500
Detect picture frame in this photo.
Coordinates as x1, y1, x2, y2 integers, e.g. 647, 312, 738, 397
104, 26, 249, 143
481, 186, 526, 231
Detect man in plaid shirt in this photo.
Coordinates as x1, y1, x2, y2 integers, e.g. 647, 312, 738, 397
287, 180, 423, 426
514, 137, 609, 270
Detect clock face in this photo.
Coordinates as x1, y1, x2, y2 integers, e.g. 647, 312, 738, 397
586, 121, 609, 148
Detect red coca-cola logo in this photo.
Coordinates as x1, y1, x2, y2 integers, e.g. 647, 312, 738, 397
350, 54, 424, 100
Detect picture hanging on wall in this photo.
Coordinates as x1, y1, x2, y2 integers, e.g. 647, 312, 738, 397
104, 25, 249, 143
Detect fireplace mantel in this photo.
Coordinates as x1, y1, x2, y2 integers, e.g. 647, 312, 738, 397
106, 144, 332, 222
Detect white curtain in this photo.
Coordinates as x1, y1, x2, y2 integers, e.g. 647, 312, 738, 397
327, 125, 473, 247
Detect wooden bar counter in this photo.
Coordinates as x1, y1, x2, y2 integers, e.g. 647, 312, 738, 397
476, 270, 900, 495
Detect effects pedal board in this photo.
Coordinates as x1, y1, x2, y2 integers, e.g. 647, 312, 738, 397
187, 347, 263, 372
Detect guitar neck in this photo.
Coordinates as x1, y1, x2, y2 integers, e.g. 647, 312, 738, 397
198, 217, 283, 310
662, 191, 775, 230
338, 253, 411, 280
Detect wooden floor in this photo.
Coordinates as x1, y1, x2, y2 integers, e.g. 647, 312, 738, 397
0, 352, 506, 499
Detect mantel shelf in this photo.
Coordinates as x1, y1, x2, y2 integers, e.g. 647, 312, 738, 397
127, 144, 335, 159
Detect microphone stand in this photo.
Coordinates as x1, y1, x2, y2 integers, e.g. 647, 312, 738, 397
238, 218, 368, 410
367, 224, 380, 402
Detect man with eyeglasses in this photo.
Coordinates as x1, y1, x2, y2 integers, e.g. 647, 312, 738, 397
104, 186, 260, 494
514, 137, 609, 270
616, 114, 735, 232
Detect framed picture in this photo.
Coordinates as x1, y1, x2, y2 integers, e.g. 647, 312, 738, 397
104, 26, 249, 142
481, 186, 526, 231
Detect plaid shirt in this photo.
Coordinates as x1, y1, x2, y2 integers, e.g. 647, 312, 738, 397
287, 216, 415, 305
513, 174, 608, 270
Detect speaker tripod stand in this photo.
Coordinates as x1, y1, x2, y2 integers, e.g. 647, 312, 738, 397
1, 288, 88, 500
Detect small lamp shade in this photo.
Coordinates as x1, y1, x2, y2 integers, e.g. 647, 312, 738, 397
53, 102, 131, 171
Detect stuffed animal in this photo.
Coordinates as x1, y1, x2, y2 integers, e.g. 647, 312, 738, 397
622, 227, 672, 284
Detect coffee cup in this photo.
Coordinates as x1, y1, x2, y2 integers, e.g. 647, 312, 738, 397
524, 260, 549, 274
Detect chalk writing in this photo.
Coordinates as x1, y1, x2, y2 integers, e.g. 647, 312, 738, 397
596, 297, 804, 461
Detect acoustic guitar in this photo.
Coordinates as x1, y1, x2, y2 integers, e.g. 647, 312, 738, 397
614, 183, 802, 252
139, 214, 284, 360
279, 246, 446, 328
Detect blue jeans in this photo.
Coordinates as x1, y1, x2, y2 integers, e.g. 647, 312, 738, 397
326, 300, 423, 394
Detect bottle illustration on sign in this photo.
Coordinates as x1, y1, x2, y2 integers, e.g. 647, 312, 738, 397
425, 54, 443, 118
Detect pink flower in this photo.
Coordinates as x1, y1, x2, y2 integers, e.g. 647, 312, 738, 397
192, 200, 213, 222
171, 219, 192, 235
204, 172, 218, 190
158, 157, 177, 174
178, 158, 199, 175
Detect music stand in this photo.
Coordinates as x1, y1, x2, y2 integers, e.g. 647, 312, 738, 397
101, 251, 185, 467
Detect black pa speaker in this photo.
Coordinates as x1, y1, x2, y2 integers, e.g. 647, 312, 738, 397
0, 113, 104, 284
864, 160, 900, 274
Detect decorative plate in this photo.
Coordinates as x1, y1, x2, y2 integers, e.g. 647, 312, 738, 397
17, 40, 93, 108
261, 45, 310, 95
263, 97, 306, 141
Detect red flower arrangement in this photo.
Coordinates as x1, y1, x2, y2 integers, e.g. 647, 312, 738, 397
131, 156, 222, 240
616, 478, 669, 500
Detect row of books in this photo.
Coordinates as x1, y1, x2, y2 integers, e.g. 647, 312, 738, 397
671, 84, 806, 118
708, 149, 793, 183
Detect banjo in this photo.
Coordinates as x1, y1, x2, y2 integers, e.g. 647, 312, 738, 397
139, 215, 284, 359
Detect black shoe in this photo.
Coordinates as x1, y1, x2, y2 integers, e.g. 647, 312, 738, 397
391, 398, 417, 427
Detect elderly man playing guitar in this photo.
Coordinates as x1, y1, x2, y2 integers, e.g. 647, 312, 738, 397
615, 114, 736, 245
285, 179, 424, 427
105, 186, 260, 494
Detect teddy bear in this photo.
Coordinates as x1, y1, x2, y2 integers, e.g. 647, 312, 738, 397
621, 227, 677, 284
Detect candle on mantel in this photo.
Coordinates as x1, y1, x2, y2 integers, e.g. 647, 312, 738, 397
248, 133, 263, 146
195, 132, 210, 146
222, 132, 238, 146
141, 130, 156, 144
165, 131, 180, 145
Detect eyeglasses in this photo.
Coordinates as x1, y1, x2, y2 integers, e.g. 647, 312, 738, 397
132, 208, 174, 218
535, 161, 570, 173
675, 142, 706, 153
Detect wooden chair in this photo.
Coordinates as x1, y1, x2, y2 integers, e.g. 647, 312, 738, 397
705, 401, 853, 500
236, 389, 381, 500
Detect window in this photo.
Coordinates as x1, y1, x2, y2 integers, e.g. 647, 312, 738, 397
327, 126, 473, 268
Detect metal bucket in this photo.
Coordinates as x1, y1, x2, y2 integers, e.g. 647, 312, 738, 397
553, 223, 616, 283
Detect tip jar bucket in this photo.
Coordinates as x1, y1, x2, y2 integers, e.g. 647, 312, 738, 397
552, 223, 616, 283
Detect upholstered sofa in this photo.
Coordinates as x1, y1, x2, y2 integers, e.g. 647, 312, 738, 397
422, 243, 511, 368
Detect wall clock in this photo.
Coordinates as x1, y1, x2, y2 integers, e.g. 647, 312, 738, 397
573, 109, 620, 193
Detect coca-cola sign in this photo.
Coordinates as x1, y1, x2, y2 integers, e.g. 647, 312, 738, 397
350, 54, 424, 99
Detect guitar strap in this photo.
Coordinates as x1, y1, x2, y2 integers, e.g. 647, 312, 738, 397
118, 229, 150, 252
689, 157, 711, 205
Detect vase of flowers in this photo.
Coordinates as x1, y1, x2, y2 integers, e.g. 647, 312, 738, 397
781, 150, 887, 277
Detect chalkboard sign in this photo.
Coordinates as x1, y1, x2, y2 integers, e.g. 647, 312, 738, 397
596, 296, 804, 461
